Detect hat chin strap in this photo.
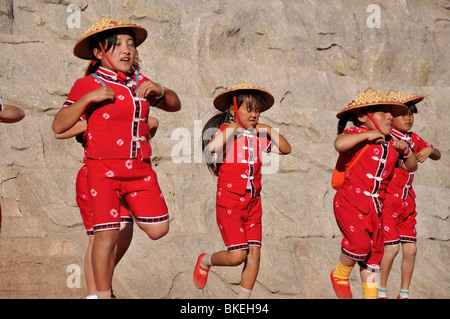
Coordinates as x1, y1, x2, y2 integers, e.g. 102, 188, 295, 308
98, 41, 128, 82
365, 108, 382, 132
233, 95, 246, 129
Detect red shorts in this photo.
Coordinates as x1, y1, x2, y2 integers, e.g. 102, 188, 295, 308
216, 188, 262, 252
333, 193, 384, 269
76, 165, 133, 236
383, 193, 417, 246
86, 156, 168, 232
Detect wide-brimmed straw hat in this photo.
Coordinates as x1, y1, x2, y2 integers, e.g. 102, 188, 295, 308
74, 17, 148, 60
386, 90, 424, 105
213, 81, 275, 112
337, 87, 407, 119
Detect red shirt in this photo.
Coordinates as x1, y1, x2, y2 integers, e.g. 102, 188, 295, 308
216, 123, 272, 197
387, 129, 432, 200
63, 67, 160, 159
336, 126, 400, 214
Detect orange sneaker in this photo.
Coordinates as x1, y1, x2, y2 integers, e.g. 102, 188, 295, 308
330, 270, 352, 299
193, 253, 210, 289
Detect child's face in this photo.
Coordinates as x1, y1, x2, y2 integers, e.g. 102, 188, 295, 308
101, 31, 136, 73
236, 100, 261, 129
360, 106, 394, 135
393, 109, 414, 132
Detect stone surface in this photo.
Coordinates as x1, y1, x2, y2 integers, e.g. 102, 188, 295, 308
0, 0, 449, 299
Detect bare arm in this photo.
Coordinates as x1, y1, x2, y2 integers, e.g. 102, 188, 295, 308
207, 122, 240, 154
54, 120, 87, 139
334, 129, 385, 153
0, 105, 25, 123
147, 116, 159, 139
52, 86, 115, 134
392, 140, 418, 172
256, 123, 291, 155
136, 82, 181, 112
416, 146, 441, 163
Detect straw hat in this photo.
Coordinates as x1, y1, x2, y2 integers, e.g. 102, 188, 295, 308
213, 81, 275, 112
386, 90, 424, 105
337, 87, 407, 119
74, 17, 148, 60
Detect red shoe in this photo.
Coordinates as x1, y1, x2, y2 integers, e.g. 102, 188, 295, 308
330, 270, 352, 299
193, 253, 210, 289
397, 294, 409, 299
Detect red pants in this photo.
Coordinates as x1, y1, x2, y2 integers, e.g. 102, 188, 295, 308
334, 193, 384, 269
383, 193, 417, 246
86, 156, 168, 232
76, 165, 133, 236
216, 188, 262, 252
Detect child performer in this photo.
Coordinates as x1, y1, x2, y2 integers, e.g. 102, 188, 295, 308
193, 82, 291, 299
0, 97, 25, 233
52, 17, 181, 298
330, 88, 418, 299
377, 90, 441, 299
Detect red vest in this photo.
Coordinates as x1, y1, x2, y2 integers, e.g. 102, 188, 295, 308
336, 126, 400, 215
216, 123, 271, 197
64, 67, 160, 159
387, 129, 432, 200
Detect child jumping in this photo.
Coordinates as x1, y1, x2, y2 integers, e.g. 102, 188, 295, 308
330, 88, 418, 299
55, 118, 132, 298
377, 90, 441, 299
0, 96, 25, 233
193, 81, 291, 299
52, 17, 181, 298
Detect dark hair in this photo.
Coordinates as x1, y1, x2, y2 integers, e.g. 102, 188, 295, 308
202, 92, 268, 176
85, 29, 140, 76
337, 109, 366, 135
404, 101, 418, 114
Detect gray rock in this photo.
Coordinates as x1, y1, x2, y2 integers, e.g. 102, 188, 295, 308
0, 0, 448, 299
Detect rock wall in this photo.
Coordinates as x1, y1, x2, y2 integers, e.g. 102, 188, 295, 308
0, 0, 449, 299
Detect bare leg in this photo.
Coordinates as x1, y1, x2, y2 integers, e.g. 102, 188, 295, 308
240, 246, 260, 290
114, 222, 134, 264
400, 242, 417, 291
84, 236, 96, 297
92, 229, 120, 297
379, 245, 400, 289
137, 221, 169, 240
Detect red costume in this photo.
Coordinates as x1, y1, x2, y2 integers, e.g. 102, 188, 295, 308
215, 123, 271, 251
383, 129, 432, 246
334, 126, 401, 270
64, 67, 168, 232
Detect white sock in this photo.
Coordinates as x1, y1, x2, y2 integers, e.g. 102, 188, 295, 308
399, 289, 409, 299
238, 286, 252, 299
201, 254, 213, 268
198, 254, 212, 275
377, 288, 387, 298
86, 294, 98, 299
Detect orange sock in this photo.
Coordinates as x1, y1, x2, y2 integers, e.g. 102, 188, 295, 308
362, 282, 378, 299
333, 260, 353, 282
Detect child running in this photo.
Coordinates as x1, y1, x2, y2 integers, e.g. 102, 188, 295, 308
0, 96, 25, 233
330, 88, 418, 299
52, 17, 181, 298
193, 81, 291, 299
377, 90, 441, 299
